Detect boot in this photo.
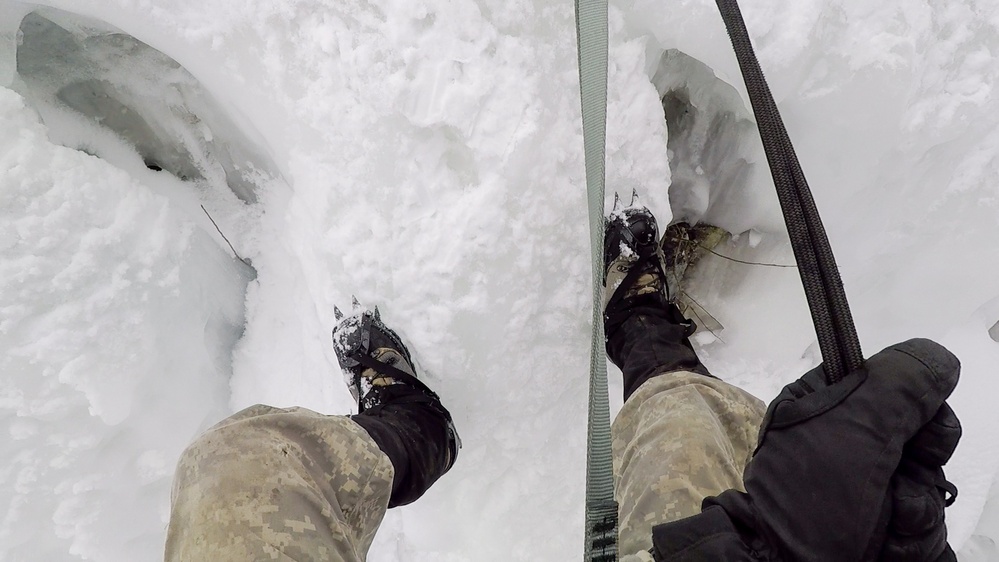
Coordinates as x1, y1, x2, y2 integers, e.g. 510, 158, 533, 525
332, 303, 460, 506
602, 194, 720, 399
333, 304, 423, 412
661, 221, 729, 331
603, 202, 669, 311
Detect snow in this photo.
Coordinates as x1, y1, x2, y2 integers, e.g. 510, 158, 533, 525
1, 0, 998, 560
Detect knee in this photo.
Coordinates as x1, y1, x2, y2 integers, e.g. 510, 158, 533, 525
173, 411, 293, 501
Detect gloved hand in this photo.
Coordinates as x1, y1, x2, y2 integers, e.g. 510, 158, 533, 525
881, 402, 961, 561
649, 338, 961, 561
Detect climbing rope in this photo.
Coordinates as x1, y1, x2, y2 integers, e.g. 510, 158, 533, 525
714, 0, 864, 382
574, 0, 618, 559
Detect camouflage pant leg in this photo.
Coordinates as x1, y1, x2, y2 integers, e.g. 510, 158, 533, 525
165, 405, 395, 562
612, 371, 766, 557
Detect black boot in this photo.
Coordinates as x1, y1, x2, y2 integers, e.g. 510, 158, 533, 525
603, 198, 712, 401
333, 305, 460, 507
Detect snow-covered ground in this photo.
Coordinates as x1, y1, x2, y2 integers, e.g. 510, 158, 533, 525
2, 0, 998, 559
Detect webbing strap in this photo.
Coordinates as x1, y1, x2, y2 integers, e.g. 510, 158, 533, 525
574, 0, 618, 559
352, 353, 440, 406
715, 0, 864, 382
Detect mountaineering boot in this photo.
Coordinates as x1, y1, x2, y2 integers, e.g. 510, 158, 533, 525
603, 192, 729, 316
603, 196, 669, 310
333, 303, 423, 411
332, 302, 460, 506
661, 221, 728, 331
603, 193, 720, 399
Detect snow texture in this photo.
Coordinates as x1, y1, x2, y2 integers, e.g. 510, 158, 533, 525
1, 0, 998, 560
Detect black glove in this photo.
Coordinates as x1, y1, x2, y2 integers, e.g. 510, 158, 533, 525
650, 338, 961, 561
881, 403, 961, 561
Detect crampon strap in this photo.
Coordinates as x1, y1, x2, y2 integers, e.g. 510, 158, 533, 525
603, 255, 669, 331
350, 353, 443, 412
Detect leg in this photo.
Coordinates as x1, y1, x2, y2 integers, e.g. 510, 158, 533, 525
166, 304, 458, 562
351, 385, 456, 507
602, 207, 766, 557
165, 405, 394, 562
333, 305, 460, 508
611, 368, 765, 557
605, 294, 710, 401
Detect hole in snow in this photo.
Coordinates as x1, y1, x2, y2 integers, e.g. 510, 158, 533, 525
652, 49, 771, 233
14, 10, 280, 203
55, 78, 203, 181
9, 7, 264, 399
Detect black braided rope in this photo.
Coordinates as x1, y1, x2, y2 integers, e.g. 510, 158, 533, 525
715, 0, 863, 382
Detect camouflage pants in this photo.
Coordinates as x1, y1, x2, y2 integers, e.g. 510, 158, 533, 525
612, 370, 766, 558
164, 405, 395, 562
165, 375, 762, 561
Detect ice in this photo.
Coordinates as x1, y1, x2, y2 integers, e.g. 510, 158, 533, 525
652, 48, 779, 234
14, 10, 280, 204
1, 9, 257, 560
2, 0, 999, 560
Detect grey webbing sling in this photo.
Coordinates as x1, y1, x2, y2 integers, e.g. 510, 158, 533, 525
575, 0, 617, 559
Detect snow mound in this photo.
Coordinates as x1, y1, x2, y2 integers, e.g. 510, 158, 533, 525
2, 7, 263, 559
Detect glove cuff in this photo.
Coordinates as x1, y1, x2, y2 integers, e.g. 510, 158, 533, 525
650, 504, 762, 561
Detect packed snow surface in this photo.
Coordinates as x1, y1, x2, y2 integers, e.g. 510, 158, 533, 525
2, 0, 998, 560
